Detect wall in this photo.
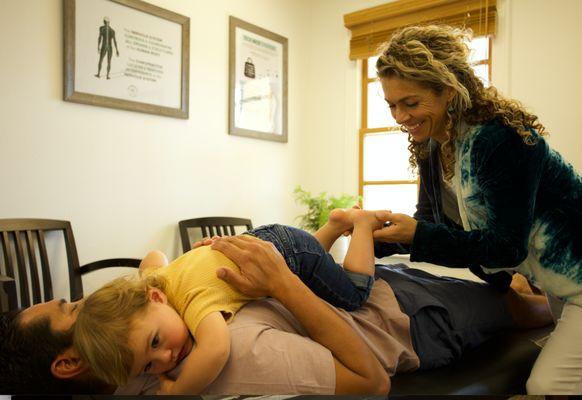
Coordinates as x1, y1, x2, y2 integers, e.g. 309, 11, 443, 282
294, 0, 387, 197
0, 0, 312, 295
1, 0, 581, 297
301, 0, 582, 204
492, 0, 582, 168
0, 0, 381, 296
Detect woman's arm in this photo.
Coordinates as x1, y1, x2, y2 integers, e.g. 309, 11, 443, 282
211, 236, 389, 395
374, 170, 434, 258
158, 311, 230, 394
375, 133, 546, 269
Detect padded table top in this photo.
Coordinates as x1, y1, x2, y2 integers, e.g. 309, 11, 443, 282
390, 325, 553, 395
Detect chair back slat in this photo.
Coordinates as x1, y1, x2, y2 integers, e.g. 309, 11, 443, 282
0, 275, 17, 312
25, 230, 42, 304
36, 230, 54, 300
1, 231, 15, 277
12, 231, 30, 307
178, 217, 254, 253
228, 225, 236, 236
200, 226, 208, 238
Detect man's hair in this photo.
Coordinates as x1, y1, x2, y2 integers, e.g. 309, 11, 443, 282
74, 274, 167, 386
0, 309, 102, 394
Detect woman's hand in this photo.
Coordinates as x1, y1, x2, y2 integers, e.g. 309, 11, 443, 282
373, 213, 418, 244
211, 235, 296, 298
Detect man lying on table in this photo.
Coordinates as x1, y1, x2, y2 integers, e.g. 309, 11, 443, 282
0, 235, 551, 395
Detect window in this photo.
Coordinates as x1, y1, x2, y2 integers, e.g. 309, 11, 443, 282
359, 38, 491, 214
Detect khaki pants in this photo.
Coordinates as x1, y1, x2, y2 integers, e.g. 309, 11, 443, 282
526, 301, 582, 394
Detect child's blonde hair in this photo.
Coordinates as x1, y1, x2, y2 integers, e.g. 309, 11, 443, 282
73, 274, 167, 385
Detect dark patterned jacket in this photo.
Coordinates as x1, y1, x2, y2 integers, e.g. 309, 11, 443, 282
375, 119, 581, 300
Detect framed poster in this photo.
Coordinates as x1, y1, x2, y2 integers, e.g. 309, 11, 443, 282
64, 0, 190, 118
229, 17, 288, 142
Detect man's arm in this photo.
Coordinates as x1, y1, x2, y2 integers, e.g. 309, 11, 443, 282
212, 236, 389, 395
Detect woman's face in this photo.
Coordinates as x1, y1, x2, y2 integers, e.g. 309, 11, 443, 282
380, 75, 453, 143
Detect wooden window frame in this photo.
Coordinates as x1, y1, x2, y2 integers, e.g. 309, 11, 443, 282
359, 58, 419, 200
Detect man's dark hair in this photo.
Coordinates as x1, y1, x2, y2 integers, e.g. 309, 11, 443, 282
0, 309, 108, 394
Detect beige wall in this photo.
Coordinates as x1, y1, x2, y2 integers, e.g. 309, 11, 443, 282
492, 0, 582, 167
0, 0, 382, 295
0, 0, 580, 296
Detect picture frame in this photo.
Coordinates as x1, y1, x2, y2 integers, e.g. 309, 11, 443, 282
229, 16, 288, 142
64, 0, 190, 119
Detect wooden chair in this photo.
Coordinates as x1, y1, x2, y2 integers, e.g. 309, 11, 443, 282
0, 218, 141, 312
179, 217, 253, 253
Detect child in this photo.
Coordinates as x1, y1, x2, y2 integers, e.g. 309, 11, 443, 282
74, 208, 390, 394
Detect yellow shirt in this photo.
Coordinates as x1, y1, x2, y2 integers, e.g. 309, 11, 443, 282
151, 246, 254, 334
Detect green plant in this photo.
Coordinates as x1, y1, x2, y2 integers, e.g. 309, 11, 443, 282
293, 186, 360, 232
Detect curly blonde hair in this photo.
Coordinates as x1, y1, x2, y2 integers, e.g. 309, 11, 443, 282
73, 274, 167, 386
376, 24, 547, 179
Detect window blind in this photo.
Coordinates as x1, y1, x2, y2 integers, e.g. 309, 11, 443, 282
344, 0, 496, 60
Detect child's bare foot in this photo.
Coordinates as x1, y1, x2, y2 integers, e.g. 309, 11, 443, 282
510, 273, 534, 295
327, 207, 392, 234
352, 209, 391, 230
328, 208, 354, 233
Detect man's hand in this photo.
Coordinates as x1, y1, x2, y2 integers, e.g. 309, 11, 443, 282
211, 235, 296, 298
372, 213, 417, 244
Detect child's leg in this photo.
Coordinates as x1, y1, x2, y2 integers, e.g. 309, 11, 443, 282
248, 223, 374, 311
342, 210, 390, 278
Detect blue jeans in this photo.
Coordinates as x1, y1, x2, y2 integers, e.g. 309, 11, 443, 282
247, 224, 374, 311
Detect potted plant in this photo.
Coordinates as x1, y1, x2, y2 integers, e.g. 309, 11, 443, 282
293, 186, 360, 231
293, 186, 360, 261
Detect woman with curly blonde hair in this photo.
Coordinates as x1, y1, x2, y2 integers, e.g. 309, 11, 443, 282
372, 24, 581, 395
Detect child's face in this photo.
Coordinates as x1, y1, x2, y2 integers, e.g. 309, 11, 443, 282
127, 288, 193, 377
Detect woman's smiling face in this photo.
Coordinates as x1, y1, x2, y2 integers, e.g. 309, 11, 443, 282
380, 75, 453, 144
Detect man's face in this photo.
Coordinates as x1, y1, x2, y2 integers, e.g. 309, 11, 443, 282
19, 298, 83, 332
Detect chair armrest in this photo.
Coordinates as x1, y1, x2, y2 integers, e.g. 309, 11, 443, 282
79, 258, 142, 275
0, 274, 17, 312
